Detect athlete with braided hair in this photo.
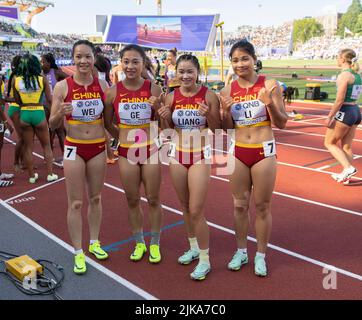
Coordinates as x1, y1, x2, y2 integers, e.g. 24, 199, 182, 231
12, 54, 58, 184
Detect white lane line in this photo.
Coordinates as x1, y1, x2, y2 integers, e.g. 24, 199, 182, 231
210, 148, 362, 180
316, 156, 362, 171
103, 183, 362, 281
274, 128, 362, 143
289, 119, 362, 130
299, 117, 327, 122
4, 178, 65, 203
4, 137, 63, 168
0, 200, 157, 301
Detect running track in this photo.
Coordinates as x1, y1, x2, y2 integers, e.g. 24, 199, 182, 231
1, 101, 361, 300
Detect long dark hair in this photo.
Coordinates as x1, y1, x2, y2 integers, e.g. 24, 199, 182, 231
41, 53, 59, 70
7, 55, 21, 96
17, 54, 42, 91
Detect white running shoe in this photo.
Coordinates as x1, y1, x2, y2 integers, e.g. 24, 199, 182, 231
332, 167, 357, 183
47, 174, 59, 182
0, 173, 15, 180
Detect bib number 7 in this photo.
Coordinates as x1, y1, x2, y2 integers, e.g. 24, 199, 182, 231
64, 146, 77, 161
263, 140, 277, 158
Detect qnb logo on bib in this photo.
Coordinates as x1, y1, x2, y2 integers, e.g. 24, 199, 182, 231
119, 102, 152, 126
71, 99, 104, 122
231, 99, 267, 126
173, 109, 207, 130
351, 85, 362, 100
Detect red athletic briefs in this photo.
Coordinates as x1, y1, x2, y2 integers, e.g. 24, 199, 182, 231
64, 138, 106, 163
118, 143, 159, 165
234, 142, 277, 168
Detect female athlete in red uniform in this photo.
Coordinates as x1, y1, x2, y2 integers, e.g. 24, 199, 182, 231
50, 40, 109, 275
104, 44, 164, 264
159, 54, 221, 280
220, 40, 288, 277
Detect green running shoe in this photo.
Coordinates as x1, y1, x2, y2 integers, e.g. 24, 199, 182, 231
178, 249, 199, 265
74, 253, 87, 275
130, 243, 147, 262
89, 241, 109, 260
228, 251, 248, 271
190, 262, 211, 281
149, 245, 162, 264
254, 256, 267, 277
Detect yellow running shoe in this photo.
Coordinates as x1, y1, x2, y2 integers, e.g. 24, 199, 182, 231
74, 253, 87, 275
149, 245, 161, 264
89, 241, 109, 260
130, 243, 147, 262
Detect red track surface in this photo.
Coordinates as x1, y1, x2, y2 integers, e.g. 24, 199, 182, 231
1, 101, 361, 300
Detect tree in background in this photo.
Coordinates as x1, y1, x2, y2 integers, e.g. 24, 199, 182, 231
293, 18, 324, 45
355, 13, 362, 35
338, 0, 362, 36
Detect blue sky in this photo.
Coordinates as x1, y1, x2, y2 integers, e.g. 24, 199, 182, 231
30, 0, 354, 34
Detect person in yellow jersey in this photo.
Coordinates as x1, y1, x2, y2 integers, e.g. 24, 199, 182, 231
220, 40, 288, 277
50, 40, 110, 275
12, 54, 58, 184
5, 56, 24, 173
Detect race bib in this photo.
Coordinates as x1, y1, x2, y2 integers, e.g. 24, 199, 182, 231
71, 99, 104, 122
228, 139, 236, 155
263, 140, 277, 158
168, 143, 177, 158
203, 145, 212, 160
64, 146, 77, 161
119, 102, 152, 126
0, 123, 4, 133
172, 109, 207, 130
335, 111, 345, 122
154, 136, 163, 150
231, 100, 267, 126
351, 85, 362, 100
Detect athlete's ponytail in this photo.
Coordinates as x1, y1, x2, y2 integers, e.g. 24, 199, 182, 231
351, 57, 360, 73
7, 55, 21, 97
17, 54, 41, 91
340, 49, 360, 73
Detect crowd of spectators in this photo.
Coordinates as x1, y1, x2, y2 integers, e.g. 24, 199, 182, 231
0, 21, 21, 36
292, 35, 362, 59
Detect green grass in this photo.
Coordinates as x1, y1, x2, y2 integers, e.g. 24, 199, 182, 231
262, 59, 339, 68
205, 59, 362, 104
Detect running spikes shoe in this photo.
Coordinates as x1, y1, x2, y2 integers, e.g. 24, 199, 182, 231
254, 256, 268, 277
130, 243, 147, 262
29, 173, 39, 184
74, 253, 87, 275
149, 245, 162, 264
190, 262, 211, 281
89, 241, 109, 260
228, 251, 249, 271
178, 249, 199, 265
47, 174, 59, 182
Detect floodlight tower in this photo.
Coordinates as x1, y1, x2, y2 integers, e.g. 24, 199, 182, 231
136, 0, 162, 15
